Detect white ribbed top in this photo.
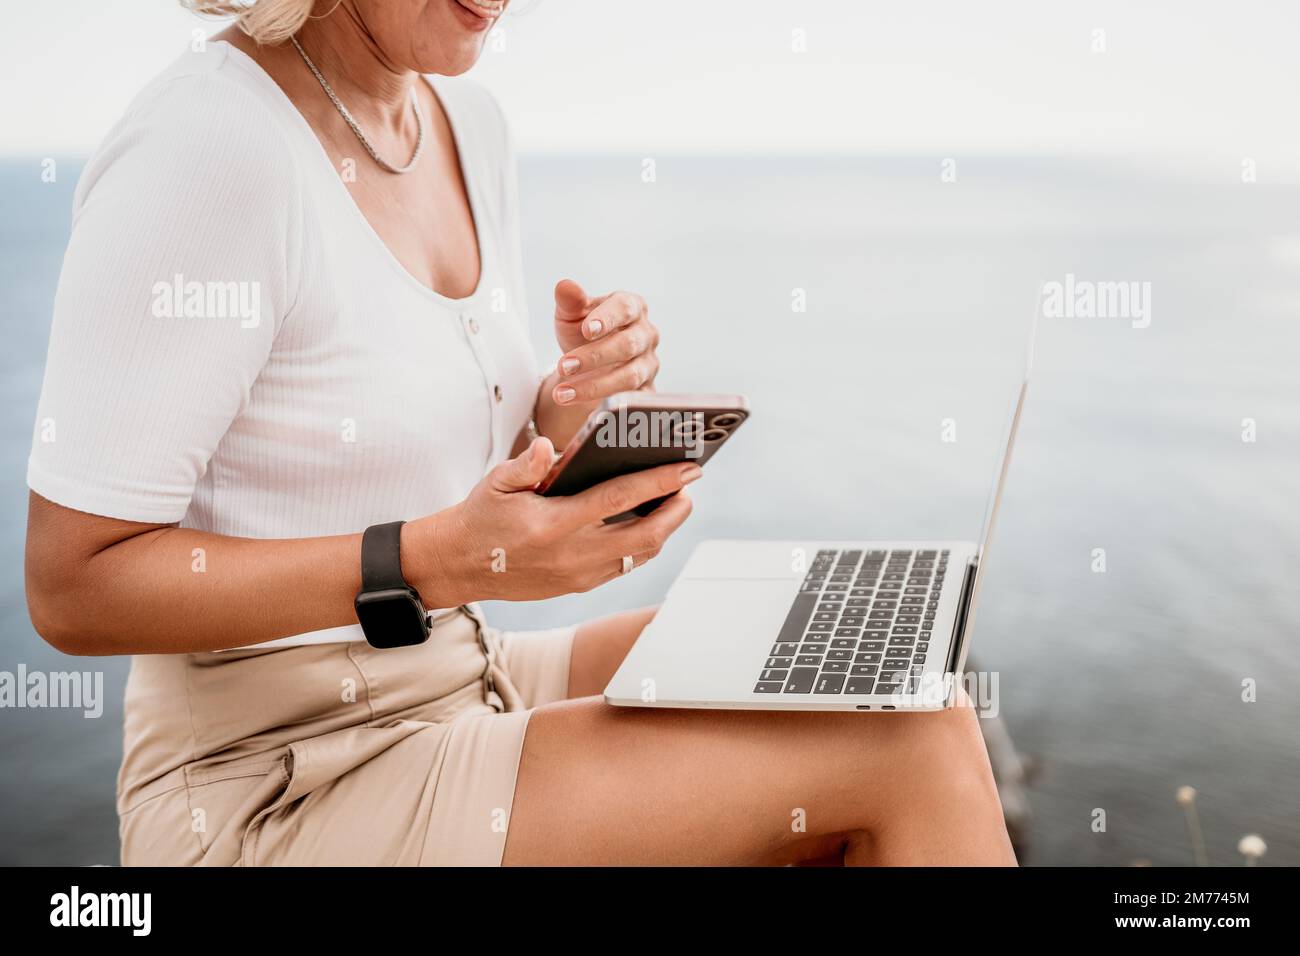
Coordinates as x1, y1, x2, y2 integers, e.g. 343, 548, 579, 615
28, 41, 538, 647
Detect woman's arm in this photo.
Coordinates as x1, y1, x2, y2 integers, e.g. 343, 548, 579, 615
26, 439, 699, 656
25, 490, 370, 655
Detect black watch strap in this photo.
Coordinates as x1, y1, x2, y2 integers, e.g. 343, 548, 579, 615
360, 520, 411, 592
356, 521, 430, 649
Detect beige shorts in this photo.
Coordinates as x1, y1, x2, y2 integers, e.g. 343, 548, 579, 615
116, 606, 574, 866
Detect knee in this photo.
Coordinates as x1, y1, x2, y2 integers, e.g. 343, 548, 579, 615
835, 694, 1012, 864
613, 605, 659, 652
909, 695, 999, 802
630, 604, 660, 630
618, 605, 659, 646
873, 689, 992, 785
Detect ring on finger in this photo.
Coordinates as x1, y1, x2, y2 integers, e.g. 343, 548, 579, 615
620, 554, 635, 575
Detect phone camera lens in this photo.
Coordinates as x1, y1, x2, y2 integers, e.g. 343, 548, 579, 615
673, 419, 704, 440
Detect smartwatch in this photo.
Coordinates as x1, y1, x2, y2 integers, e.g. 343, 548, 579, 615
354, 520, 432, 648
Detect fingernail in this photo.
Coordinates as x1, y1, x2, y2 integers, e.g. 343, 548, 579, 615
560, 357, 580, 375
555, 386, 576, 404
680, 464, 703, 484
585, 318, 603, 338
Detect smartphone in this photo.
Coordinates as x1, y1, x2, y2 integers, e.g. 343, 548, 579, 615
535, 392, 750, 522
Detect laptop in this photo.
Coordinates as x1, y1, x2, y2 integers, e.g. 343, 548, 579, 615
604, 329, 1034, 713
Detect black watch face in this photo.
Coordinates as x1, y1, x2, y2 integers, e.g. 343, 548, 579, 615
354, 589, 429, 648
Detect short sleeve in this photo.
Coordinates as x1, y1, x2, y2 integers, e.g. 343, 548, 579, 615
27, 68, 304, 523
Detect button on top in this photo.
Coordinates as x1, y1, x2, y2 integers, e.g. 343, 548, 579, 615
493, 385, 503, 403
467, 317, 480, 334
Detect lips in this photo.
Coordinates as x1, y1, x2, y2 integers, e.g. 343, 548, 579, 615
455, 0, 504, 20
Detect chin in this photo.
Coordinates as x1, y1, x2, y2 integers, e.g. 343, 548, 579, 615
408, 1, 497, 75
434, 47, 486, 76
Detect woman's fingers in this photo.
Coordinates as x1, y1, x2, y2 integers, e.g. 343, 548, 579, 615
582, 547, 665, 592
553, 279, 611, 352
488, 436, 556, 492
575, 494, 694, 590
552, 316, 660, 404
577, 291, 645, 341
551, 284, 658, 403
563, 462, 700, 529
553, 353, 658, 405
554, 278, 595, 325
558, 322, 659, 378
602, 491, 695, 559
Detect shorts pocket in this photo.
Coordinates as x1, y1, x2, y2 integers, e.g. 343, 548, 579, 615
236, 745, 303, 867
181, 750, 293, 864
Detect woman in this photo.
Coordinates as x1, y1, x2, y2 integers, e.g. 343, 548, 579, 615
24, 0, 1015, 866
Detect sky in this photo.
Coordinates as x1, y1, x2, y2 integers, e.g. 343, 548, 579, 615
2, 0, 1298, 181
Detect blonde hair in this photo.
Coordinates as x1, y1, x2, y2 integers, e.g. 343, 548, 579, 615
181, 0, 323, 46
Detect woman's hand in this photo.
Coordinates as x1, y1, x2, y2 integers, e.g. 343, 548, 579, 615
406, 437, 698, 605
533, 279, 661, 450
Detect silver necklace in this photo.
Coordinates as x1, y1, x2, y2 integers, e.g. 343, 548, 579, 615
290, 35, 425, 175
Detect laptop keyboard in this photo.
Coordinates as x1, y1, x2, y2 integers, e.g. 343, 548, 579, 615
753, 548, 949, 696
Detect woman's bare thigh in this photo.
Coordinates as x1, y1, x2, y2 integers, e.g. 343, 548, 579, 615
503, 695, 1016, 866
566, 605, 657, 698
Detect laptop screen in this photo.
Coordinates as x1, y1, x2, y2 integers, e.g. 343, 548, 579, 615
954, 312, 1037, 676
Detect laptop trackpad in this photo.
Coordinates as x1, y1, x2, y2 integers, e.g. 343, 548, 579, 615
609, 577, 800, 704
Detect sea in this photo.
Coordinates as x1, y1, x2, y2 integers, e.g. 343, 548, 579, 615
1, 153, 1297, 866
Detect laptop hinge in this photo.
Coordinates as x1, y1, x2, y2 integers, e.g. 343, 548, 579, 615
945, 557, 978, 676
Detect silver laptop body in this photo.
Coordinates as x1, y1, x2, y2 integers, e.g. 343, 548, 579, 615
605, 346, 1032, 713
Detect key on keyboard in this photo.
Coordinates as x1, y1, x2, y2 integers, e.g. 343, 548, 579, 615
755, 548, 944, 696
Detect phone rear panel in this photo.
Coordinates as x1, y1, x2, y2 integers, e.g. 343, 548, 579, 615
540, 399, 748, 520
